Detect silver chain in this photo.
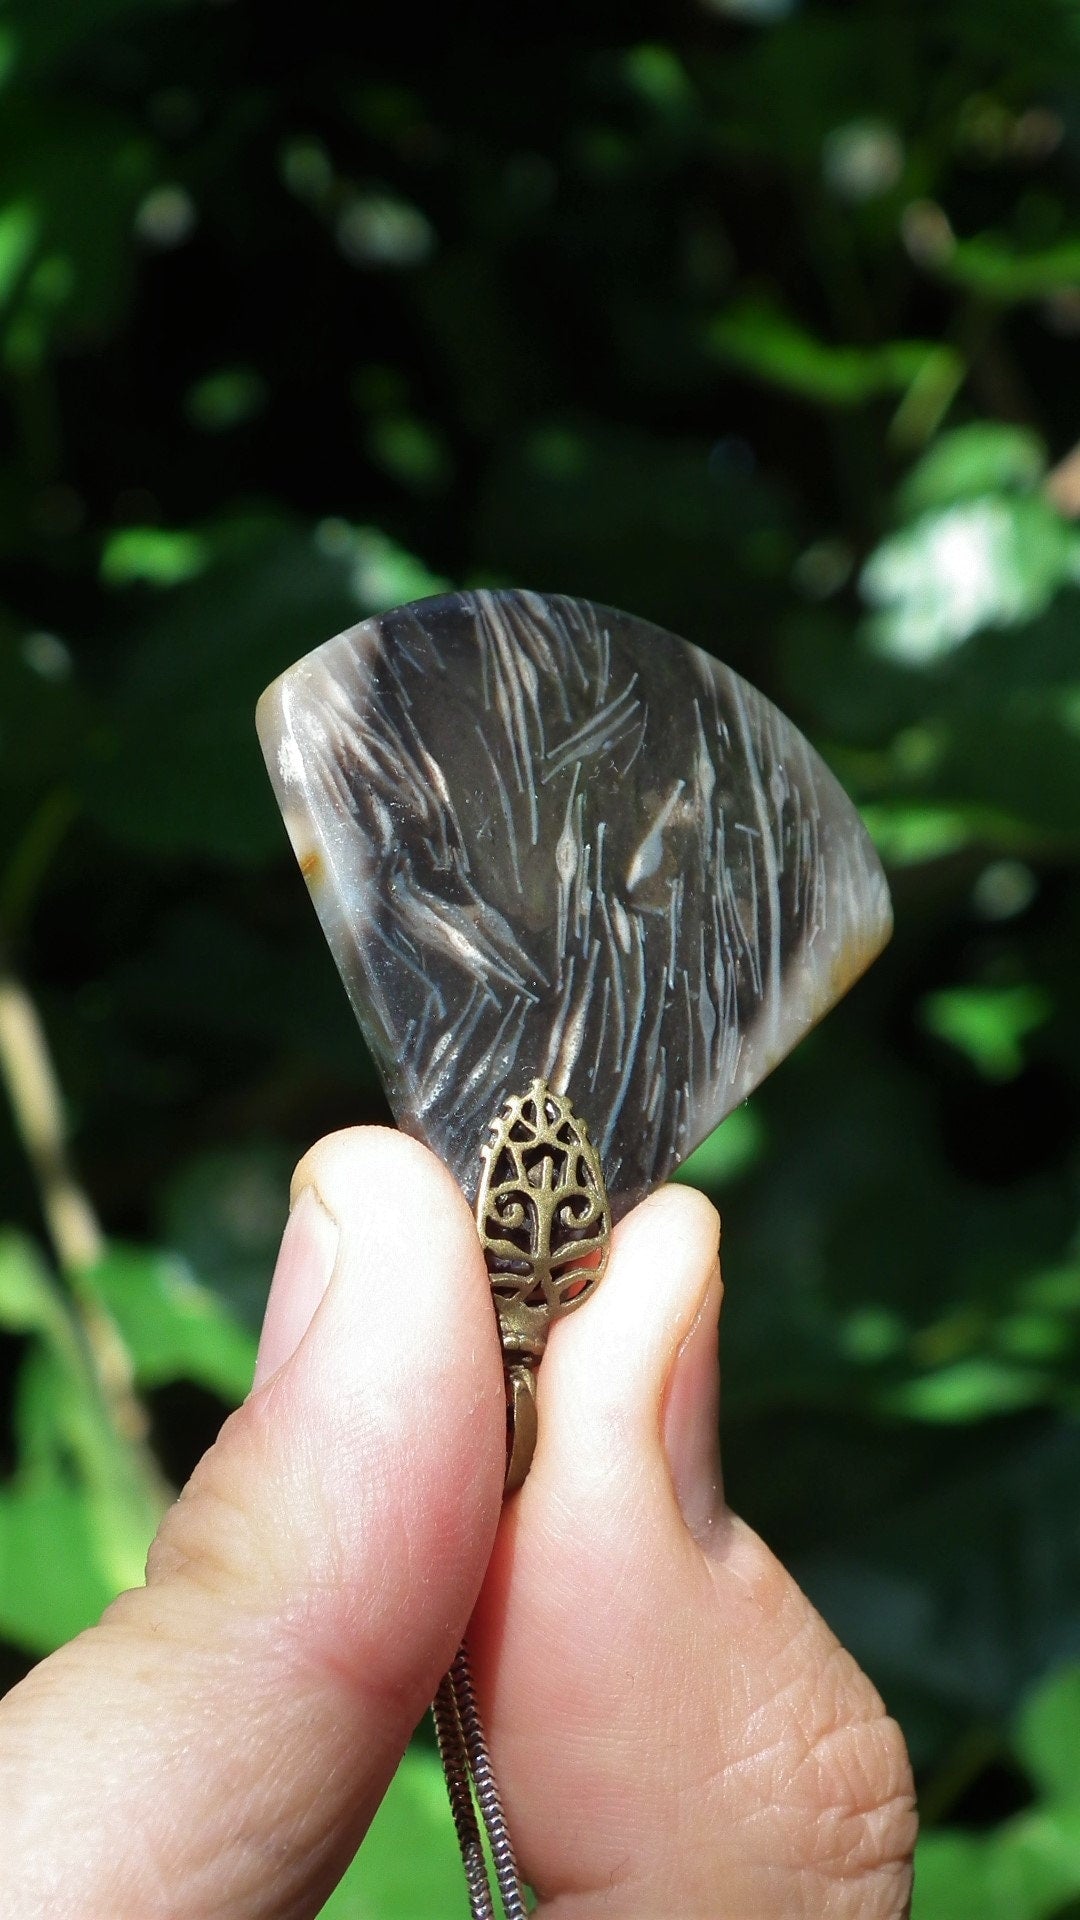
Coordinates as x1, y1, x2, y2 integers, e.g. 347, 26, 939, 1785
433, 1639, 528, 1919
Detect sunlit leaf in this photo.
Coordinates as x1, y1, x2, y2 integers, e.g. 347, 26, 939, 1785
921, 984, 1052, 1080
101, 526, 210, 589
914, 1667, 1080, 1918
944, 232, 1080, 304
0, 1333, 161, 1654
0, 1229, 61, 1335
675, 1104, 766, 1189
328, 523, 450, 613
913, 1822, 1079, 1920
317, 1745, 464, 1917
898, 425, 1048, 518
883, 1358, 1051, 1422
861, 497, 1080, 662
1016, 1664, 1080, 1806
0, 1458, 120, 1652
861, 803, 975, 865
87, 1246, 257, 1402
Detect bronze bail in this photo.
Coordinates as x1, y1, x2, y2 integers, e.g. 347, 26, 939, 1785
474, 1076, 613, 1492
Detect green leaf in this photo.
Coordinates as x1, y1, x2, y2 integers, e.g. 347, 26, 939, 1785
1016, 1665, 1080, 1807
0, 199, 40, 306
943, 232, 1080, 305
913, 1831, 1021, 1920
477, 420, 793, 648
0, 1241, 170, 1656
622, 43, 695, 113
87, 1245, 257, 1402
921, 984, 1052, 1081
329, 522, 450, 612
860, 803, 976, 865
317, 1745, 466, 1917
709, 303, 963, 409
0, 1228, 63, 1335
101, 527, 210, 589
363, 415, 452, 493
861, 496, 1080, 662
185, 366, 268, 434
914, 1670, 1080, 1918
913, 1820, 1080, 1920
0, 96, 157, 366
85, 517, 359, 865
0, 1456, 120, 1652
675, 1104, 766, 1190
883, 1358, 1051, 1422
86, 516, 448, 864
743, 1400, 1080, 1769
0, 1340, 159, 1653
898, 425, 1048, 518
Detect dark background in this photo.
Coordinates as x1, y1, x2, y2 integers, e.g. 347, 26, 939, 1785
4, 1, 1080, 1911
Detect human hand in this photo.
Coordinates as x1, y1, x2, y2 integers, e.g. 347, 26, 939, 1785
0, 1129, 916, 1918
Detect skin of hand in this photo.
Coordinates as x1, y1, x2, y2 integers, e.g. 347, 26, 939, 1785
0, 1129, 917, 1919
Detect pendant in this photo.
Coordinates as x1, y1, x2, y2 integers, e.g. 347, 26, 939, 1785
257, 588, 892, 1914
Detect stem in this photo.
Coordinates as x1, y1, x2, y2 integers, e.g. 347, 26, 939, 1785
0, 947, 158, 1462
0, 964, 102, 1272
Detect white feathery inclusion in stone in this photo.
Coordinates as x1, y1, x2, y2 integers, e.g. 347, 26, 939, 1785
257, 590, 892, 1217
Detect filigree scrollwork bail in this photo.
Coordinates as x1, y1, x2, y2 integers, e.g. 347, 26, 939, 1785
475, 1077, 612, 1490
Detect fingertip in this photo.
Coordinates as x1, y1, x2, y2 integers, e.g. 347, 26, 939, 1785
628, 1179, 722, 1280
289, 1124, 493, 1360
291, 1123, 477, 1249
533, 1180, 722, 1508
283, 1123, 504, 1515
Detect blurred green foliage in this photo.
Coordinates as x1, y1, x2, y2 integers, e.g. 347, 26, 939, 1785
4, 0, 1080, 1909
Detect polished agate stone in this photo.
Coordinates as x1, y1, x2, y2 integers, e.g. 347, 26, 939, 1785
257, 590, 891, 1217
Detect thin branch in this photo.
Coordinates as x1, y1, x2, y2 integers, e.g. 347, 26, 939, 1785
0, 951, 160, 1466
0, 968, 103, 1272
1046, 440, 1080, 519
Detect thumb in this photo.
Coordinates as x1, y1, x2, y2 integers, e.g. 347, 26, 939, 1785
0, 1129, 505, 1920
473, 1188, 915, 1918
